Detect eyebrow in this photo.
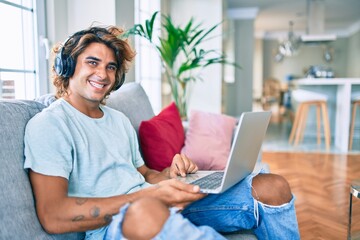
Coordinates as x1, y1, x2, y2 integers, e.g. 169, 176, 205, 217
85, 56, 118, 68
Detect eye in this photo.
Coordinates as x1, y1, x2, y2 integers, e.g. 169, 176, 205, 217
87, 60, 98, 66
107, 65, 117, 71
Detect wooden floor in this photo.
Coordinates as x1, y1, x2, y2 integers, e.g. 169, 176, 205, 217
262, 152, 360, 240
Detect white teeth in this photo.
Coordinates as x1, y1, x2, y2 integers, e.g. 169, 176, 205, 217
89, 81, 105, 89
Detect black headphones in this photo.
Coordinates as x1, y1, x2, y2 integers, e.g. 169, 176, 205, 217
54, 37, 75, 78
54, 27, 125, 91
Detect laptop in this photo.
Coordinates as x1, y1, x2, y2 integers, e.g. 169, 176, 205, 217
178, 111, 271, 194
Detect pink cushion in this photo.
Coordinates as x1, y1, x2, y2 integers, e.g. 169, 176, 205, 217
139, 102, 185, 171
181, 110, 237, 170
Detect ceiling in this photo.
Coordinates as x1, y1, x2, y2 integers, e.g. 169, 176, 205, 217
226, 0, 360, 39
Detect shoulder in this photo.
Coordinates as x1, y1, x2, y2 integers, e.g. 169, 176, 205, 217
26, 99, 70, 130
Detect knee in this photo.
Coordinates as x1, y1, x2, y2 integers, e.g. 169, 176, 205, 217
251, 173, 292, 205
122, 197, 170, 240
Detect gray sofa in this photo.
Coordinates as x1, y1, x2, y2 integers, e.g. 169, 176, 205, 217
0, 82, 257, 239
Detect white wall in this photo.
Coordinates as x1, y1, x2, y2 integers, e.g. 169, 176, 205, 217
262, 37, 350, 82
253, 38, 263, 99
47, 0, 117, 46
347, 30, 360, 77
67, 0, 116, 34
169, 0, 223, 115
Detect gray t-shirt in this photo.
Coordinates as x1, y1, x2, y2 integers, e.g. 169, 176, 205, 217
24, 98, 151, 239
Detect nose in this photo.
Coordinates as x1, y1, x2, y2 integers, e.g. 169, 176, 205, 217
95, 66, 107, 79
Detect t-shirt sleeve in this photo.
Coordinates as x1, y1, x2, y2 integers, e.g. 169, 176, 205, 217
24, 112, 73, 179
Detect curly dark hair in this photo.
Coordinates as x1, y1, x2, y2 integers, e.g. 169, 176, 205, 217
52, 26, 136, 102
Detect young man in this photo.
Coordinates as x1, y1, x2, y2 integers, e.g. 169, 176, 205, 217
24, 26, 300, 239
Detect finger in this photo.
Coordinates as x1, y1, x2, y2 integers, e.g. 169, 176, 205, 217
169, 166, 180, 178
169, 160, 181, 178
189, 164, 198, 173
180, 153, 191, 169
174, 155, 186, 177
176, 163, 186, 177
181, 154, 198, 173
156, 180, 206, 207
163, 179, 201, 193
185, 162, 196, 173
168, 155, 182, 178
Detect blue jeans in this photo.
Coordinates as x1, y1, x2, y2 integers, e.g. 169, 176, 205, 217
182, 171, 300, 239
105, 204, 226, 240
105, 171, 300, 240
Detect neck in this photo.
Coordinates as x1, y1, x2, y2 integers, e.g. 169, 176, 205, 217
63, 96, 104, 118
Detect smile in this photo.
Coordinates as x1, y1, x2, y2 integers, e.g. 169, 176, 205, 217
88, 80, 106, 89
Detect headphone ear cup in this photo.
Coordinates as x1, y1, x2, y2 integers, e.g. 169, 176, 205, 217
54, 51, 64, 76
64, 56, 75, 78
54, 47, 75, 78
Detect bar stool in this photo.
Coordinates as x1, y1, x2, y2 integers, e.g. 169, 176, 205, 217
348, 179, 360, 239
289, 89, 331, 150
349, 93, 360, 150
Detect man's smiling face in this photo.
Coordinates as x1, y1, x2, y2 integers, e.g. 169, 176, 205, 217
67, 42, 118, 104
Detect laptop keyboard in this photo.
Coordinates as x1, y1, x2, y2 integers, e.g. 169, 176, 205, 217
190, 172, 224, 189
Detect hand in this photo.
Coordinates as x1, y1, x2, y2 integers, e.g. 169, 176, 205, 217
169, 154, 198, 178
149, 178, 206, 209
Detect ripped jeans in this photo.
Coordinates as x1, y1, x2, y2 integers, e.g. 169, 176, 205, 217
105, 171, 300, 240
105, 204, 227, 240
181, 171, 300, 239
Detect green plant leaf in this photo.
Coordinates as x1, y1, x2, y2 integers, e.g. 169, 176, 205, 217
145, 11, 159, 41
126, 11, 241, 119
193, 21, 223, 47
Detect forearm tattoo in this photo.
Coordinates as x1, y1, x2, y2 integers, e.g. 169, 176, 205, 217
72, 198, 87, 222
104, 214, 112, 223
90, 206, 100, 218
73, 198, 112, 223
72, 215, 85, 222
76, 198, 87, 205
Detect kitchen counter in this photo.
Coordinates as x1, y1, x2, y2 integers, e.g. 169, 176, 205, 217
292, 78, 360, 152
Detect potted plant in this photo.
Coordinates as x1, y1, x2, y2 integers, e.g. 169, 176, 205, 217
126, 11, 239, 119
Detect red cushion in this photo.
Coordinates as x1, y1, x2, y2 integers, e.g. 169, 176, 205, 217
139, 102, 185, 171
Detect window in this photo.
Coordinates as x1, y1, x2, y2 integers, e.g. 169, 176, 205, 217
0, 0, 47, 100
134, 0, 162, 113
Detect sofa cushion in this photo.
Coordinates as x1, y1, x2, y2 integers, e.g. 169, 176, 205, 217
106, 82, 155, 134
0, 100, 84, 240
34, 93, 57, 106
181, 110, 237, 170
139, 102, 185, 171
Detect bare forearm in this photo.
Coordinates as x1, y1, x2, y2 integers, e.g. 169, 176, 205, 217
38, 182, 204, 234
37, 191, 149, 234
